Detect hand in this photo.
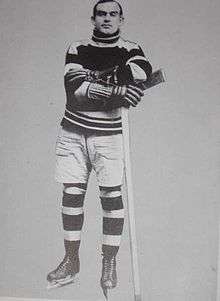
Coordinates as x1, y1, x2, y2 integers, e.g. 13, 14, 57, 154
113, 84, 144, 107
124, 84, 144, 107
86, 81, 144, 109
65, 66, 119, 86
88, 66, 119, 83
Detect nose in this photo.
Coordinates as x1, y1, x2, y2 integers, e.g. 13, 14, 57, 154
104, 13, 111, 22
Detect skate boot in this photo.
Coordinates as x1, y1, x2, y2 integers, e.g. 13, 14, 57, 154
47, 254, 79, 289
100, 255, 117, 299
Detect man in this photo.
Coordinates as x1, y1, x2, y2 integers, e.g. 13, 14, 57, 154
47, 0, 152, 295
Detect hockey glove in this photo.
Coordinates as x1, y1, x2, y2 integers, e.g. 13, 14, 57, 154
87, 82, 144, 107
123, 84, 144, 107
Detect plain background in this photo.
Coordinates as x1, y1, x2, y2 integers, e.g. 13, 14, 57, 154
0, 0, 220, 300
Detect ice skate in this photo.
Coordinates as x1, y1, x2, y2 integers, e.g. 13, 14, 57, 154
47, 254, 79, 289
100, 255, 117, 299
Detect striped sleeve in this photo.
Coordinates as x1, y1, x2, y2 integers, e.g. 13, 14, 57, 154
64, 43, 88, 93
126, 45, 152, 82
65, 42, 83, 73
64, 42, 116, 112
116, 42, 152, 84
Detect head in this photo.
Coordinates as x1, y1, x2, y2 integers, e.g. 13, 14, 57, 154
91, 0, 124, 35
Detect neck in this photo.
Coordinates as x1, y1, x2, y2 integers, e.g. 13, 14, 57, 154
92, 29, 120, 44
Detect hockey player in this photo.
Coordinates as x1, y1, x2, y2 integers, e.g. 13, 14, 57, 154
47, 0, 152, 296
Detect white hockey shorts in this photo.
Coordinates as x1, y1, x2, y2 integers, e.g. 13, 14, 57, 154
55, 127, 124, 187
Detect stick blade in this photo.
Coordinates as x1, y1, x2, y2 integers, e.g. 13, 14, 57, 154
140, 69, 166, 90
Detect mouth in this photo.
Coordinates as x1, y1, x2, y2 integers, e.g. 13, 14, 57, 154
102, 24, 112, 28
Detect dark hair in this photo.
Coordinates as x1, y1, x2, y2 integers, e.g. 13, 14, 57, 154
93, 0, 123, 17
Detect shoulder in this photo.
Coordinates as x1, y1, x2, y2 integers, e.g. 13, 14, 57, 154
118, 37, 140, 51
66, 38, 92, 54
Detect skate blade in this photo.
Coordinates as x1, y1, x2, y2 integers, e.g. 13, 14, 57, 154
47, 275, 76, 290
102, 287, 108, 300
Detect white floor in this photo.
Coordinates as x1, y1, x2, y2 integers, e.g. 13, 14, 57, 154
0, 298, 67, 301
0, 298, 104, 301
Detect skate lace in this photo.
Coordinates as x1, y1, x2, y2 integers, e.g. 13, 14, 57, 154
56, 256, 71, 273
103, 257, 115, 280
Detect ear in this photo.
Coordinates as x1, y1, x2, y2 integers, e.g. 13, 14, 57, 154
91, 16, 95, 26
119, 16, 124, 26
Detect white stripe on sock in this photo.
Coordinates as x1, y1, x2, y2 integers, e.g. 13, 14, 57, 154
63, 186, 86, 195
62, 206, 83, 215
100, 190, 121, 198
64, 230, 81, 241
103, 235, 121, 246
103, 209, 124, 218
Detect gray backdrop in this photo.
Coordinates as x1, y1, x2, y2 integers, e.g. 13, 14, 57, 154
0, 0, 220, 300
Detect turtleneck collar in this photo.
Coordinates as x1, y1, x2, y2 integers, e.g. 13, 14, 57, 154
92, 29, 120, 44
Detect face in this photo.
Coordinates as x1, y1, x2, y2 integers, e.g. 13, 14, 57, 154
92, 2, 123, 35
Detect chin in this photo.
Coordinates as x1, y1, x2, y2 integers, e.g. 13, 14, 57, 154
104, 30, 114, 35
100, 28, 116, 35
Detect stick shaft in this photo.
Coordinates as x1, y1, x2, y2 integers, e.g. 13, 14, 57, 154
121, 107, 142, 301
217, 220, 220, 300
120, 69, 165, 300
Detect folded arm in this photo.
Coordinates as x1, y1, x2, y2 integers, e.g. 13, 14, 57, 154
64, 43, 150, 111
115, 44, 152, 84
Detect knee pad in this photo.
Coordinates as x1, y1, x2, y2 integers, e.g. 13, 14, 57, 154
100, 186, 123, 211
62, 183, 86, 217
62, 191, 85, 208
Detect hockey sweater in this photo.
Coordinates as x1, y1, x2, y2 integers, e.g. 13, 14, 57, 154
61, 31, 152, 134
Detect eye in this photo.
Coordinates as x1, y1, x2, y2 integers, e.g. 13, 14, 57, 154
110, 12, 119, 17
96, 11, 106, 17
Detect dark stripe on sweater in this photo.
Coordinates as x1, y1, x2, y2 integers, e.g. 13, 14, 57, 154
61, 118, 122, 135
126, 47, 146, 60
92, 36, 120, 44
64, 111, 122, 129
71, 110, 121, 122
92, 29, 120, 44
130, 59, 152, 77
65, 53, 82, 65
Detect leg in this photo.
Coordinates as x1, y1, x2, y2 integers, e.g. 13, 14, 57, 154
88, 133, 124, 296
47, 183, 87, 288
62, 183, 87, 260
100, 185, 124, 293
47, 127, 91, 288
100, 185, 124, 258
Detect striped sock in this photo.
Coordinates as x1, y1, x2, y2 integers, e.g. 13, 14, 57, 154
100, 186, 124, 258
62, 184, 86, 257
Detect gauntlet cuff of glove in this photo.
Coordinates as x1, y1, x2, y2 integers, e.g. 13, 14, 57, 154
87, 82, 114, 102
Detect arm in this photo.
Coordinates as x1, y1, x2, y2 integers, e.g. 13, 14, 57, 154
74, 80, 144, 110
64, 43, 92, 93
116, 44, 152, 85
64, 43, 144, 111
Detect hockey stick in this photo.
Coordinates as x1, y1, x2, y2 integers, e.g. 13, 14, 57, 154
139, 68, 165, 91
122, 69, 165, 301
